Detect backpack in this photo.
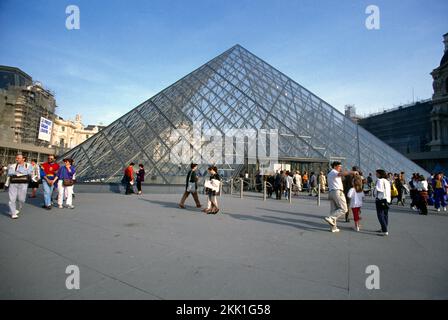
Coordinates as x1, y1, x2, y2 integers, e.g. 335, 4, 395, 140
391, 182, 398, 197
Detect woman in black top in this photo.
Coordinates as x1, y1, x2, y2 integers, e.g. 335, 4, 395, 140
203, 166, 221, 214
136, 164, 145, 195
178, 163, 201, 209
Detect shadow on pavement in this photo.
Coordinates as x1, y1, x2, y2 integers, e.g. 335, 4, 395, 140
226, 212, 329, 232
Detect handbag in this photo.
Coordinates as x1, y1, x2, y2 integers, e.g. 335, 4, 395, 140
63, 179, 75, 186
10, 175, 30, 184
9, 164, 30, 184
187, 182, 196, 192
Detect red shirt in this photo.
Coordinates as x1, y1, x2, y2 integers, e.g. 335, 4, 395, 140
42, 162, 60, 178
124, 166, 134, 180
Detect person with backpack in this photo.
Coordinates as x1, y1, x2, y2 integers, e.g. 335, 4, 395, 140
7, 154, 32, 219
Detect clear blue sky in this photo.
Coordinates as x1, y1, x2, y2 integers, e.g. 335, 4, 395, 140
0, 0, 447, 125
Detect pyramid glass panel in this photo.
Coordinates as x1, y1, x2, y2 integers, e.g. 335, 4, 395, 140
60, 45, 428, 183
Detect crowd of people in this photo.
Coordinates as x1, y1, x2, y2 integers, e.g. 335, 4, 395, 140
261, 170, 327, 199
2, 155, 447, 230
1, 154, 76, 219
322, 162, 448, 235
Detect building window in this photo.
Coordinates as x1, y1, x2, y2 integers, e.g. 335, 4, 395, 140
86, 135, 89, 139
61, 126, 65, 132
60, 138, 65, 146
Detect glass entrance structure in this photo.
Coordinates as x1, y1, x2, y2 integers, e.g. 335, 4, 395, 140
60, 45, 428, 183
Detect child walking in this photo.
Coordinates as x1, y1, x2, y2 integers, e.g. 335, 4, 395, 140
347, 176, 364, 231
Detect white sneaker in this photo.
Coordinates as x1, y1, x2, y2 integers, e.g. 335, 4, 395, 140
15, 210, 20, 215
412, 206, 417, 211
11, 214, 18, 219
324, 217, 336, 226
383, 232, 389, 236
437, 208, 441, 212
444, 207, 447, 212
58, 205, 63, 209
67, 205, 75, 209
331, 227, 340, 233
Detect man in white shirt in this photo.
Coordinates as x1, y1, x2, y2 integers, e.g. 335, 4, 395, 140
324, 161, 358, 232
7, 154, 33, 219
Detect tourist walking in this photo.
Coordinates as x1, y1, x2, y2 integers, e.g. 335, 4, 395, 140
319, 171, 326, 193
308, 172, 318, 196
293, 170, 302, 195
136, 164, 145, 195
285, 171, 294, 200
57, 158, 76, 209
302, 171, 309, 193
203, 166, 221, 214
374, 169, 391, 236
416, 174, 429, 215
409, 173, 419, 211
179, 163, 202, 209
29, 159, 40, 198
347, 177, 364, 231
274, 171, 282, 200
432, 173, 447, 212
255, 171, 262, 192
41, 155, 60, 210
7, 154, 32, 219
323, 161, 357, 233
342, 166, 361, 222
267, 174, 274, 198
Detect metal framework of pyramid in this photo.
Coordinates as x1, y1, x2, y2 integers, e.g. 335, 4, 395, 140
61, 44, 428, 183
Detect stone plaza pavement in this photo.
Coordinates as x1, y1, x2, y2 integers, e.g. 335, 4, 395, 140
0, 187, 447, 300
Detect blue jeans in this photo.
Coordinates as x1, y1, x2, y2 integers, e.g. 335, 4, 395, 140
375, 199, 389, 232
434, 188, 447, 209
42, 180, 54, 206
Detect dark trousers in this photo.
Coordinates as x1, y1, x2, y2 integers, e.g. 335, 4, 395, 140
417, 191, 428, 215
125, 182, 134, 194
179, 191, 201, 207
275, 186, 283, 200
137, 181, 142, 192
434, 188, 446, 209
410, 189, 418, 208
375, 199, 389, 232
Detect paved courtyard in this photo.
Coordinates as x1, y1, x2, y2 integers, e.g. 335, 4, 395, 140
0, 187, 447, 299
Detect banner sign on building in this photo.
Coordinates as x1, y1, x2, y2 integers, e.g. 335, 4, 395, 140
38, 117, 53, 142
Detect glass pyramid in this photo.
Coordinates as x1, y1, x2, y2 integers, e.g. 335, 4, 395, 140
60, 44, 428, 183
